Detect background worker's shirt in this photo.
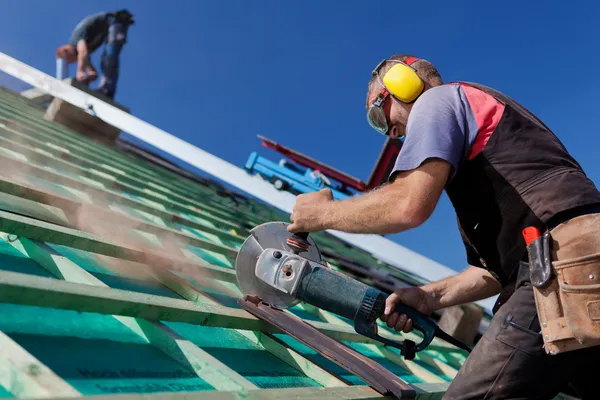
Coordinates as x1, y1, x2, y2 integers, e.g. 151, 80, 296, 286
389, 83, 502, 183
69, 12, 109, 54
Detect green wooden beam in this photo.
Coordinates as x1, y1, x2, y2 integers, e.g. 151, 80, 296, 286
7, 236, 258, 392
41, 386, 388, 400
0, 123, 257, 224
0, 176, 242, 256
0, 269, 273, 332
0, 208, 237, 283
0, 119, 252, 221
0, 145, 246, 233
0, 174, 245, 247
0, 330, 81, 398
0, 270, 419, 346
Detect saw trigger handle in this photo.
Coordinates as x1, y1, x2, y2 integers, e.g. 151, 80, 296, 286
354, 287, 437, 360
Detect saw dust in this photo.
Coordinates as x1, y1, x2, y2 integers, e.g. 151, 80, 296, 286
0, 129, 231, 291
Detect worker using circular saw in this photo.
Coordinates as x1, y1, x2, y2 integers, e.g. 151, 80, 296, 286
55, 9, 135, 99
287, 54, 600, 399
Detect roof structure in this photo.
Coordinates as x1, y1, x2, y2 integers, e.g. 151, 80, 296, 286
0, 53, 579, 399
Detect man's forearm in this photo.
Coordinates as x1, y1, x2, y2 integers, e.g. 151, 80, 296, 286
323, 185, 415, 234
319, 159, 450, 235
423, 266, 502, 311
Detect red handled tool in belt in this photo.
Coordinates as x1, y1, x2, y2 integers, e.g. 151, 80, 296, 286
522, 226, 553, 288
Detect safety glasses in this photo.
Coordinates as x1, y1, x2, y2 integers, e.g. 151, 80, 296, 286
366, 88, 391, 136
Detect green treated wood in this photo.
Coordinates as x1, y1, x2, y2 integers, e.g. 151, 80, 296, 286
0, 117, 242, 217
39, 386, 388, 400
0, 270, 418, 345
0, 104, 267, 226
0, 175, 242, 258
0, 191, 69, 226
124, 259, 351, 389
0, 146, 246, 233
0, 269, 273, 332
0, 330, 81, 398
6, 235, 259, 392
0, 208, 237, 283
0, 124, 259, 225
0, 174, 245, 247
0, 96, 259, 224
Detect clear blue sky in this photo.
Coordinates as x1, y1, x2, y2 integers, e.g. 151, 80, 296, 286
0, 0, 599, 274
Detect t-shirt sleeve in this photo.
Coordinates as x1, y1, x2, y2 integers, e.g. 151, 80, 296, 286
389, 84, 478, 182
69, 12, 107, 46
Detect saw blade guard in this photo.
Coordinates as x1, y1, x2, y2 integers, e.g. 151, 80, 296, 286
234, 221, 322, 309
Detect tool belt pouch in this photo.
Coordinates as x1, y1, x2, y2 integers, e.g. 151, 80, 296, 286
531, 219, 600, 355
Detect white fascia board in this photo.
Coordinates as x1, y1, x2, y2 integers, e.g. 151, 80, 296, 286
0, 52, 497, 313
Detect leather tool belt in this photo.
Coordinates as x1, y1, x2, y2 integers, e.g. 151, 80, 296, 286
525, 213, 600, 355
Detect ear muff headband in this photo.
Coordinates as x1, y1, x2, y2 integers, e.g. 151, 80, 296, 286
380, 57, 424, 103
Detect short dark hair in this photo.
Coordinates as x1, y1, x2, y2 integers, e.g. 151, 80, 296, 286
366, 54, 443, 107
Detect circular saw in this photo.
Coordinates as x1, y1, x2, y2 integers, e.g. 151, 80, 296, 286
234, 221, 472, 360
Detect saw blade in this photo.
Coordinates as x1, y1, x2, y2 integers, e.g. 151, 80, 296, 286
235, 221, 322, 309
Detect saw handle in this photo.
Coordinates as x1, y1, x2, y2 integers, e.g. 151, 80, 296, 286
293, 232, 309, 240
354, 287, 437, 360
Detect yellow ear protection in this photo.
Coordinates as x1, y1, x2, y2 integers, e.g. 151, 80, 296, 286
374, 56, 424, 103
367, 56, 424, 136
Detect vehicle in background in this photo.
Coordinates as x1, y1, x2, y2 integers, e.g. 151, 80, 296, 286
244, 151, 354, 200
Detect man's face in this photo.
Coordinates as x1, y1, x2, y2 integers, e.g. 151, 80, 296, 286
366, 86, 413, 139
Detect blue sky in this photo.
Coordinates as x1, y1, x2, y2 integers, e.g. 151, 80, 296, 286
0, 0, 599, 274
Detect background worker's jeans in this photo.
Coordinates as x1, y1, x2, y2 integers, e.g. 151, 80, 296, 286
443, 216, 600, 400
96, 22, 127, 100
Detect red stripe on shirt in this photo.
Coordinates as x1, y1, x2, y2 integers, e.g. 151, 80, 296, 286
459, 84, 505, 160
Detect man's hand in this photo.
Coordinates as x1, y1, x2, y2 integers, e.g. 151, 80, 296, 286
76, 69, 89, 83
288, 188, 334, 233
381, 286, 436, 333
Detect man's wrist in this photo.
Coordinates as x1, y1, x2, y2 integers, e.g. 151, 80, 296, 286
318, 200, 338, 230
421, 283, 445, 313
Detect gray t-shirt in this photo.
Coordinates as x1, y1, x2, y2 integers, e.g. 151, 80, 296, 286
69, 12, 109, 54
389, 84, 481, 182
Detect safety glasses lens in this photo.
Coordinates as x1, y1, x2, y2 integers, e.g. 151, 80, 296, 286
367, 105, 388, 135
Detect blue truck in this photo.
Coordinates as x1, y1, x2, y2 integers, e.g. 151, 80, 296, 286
243, 152, 354, 200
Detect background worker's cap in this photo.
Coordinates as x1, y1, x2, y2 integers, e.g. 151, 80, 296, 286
112, 9, 135, 25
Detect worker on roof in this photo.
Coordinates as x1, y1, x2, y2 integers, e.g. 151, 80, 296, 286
55, 9, 135, 100
287, 54, 600, 399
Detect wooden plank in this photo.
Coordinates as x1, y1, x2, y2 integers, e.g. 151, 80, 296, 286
0, 269, 272, 331
0, 145, 246, 233
0, 208, 237, 283
0, 119, 249, 221
6, 235, 258, 392
0, 330, 81, 398
42, 386, 387, 400
0, 174, 244, 247
0, 191, 69, 226
0, 95, 261, 227
0, 270, 422, 346
0, 174, 241, 256
0, 123, 255, 223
